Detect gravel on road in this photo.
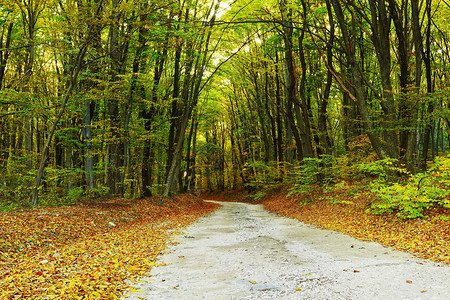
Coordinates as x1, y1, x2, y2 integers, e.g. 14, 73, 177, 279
123, 201, 450, 300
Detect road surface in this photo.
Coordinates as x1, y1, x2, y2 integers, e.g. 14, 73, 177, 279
123, 201, 450, 299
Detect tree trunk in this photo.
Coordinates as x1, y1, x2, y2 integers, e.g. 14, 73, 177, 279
420, 0, 433, 170
367, 0, 399, 158
317, 0, 334, 155
275, 52, 283, 163
330, 0, 395, 160
107, 0, 129, 195
388, 0, 417, 170
83, 101, 96, 190
280, 1, 305, 161
164, 1, 220, 198
32, 45, 88, 205
0, 22, 13, 89
296, 3, 315, 158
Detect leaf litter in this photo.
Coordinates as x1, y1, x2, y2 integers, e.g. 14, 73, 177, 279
0, 195, 220, 299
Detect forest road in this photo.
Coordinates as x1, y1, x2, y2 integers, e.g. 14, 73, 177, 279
123, 201, 450, 300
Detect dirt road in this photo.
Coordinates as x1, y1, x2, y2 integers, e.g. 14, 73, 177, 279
123, 201, 450, 299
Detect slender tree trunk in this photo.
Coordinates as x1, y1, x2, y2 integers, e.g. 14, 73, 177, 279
0, 22, 13, 89
420, 0, 433, 170
251, 69, 272, 162
120, 27, 143, 195
107, 0, 129, 195
164, 1, 220, 199
317, 0, 334, 155
142, 39, 168, 197
296, 2, 315, 158
32, 45, 88, 205
183, 115, 196, 192
167, 5, 185, 175
280, 2, 305, 160
275, 52, 283, 163
265, 71, 277, 162
83, 101, 96, 190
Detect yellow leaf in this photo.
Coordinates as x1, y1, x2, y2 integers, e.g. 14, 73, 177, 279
90, 291, 101, 297
129, 287, 145, 293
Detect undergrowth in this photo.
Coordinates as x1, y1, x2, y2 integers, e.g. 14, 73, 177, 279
363, 156, 450, 218
244, 148, 450, 219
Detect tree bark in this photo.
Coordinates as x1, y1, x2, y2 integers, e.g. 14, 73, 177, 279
164, 1, 220, 198
32, 45, 88, 205
388, 0, 417, 170
0, 22, 13, 89
367, 0, 399, 158
330, 0, 395, 160
420, 0, 433, 170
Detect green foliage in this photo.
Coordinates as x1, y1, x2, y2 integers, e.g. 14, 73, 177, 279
33, 167, 84, 206
84, 184, 110, 200
66, 186, 85, 202
150, 184, 165, 197
367, 155, 450, 218
335, 135, 378, 179
0, 154, 36, 205
357, 158, 409, 181
432, 215, 450, 222
369, 182, 431, 218
288, 155, 337, 197
243, 161, 284, 191
248, 190, 266, 201
328, 198, 354, 205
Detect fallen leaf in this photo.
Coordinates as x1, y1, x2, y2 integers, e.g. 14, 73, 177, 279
0, 195, 220, 298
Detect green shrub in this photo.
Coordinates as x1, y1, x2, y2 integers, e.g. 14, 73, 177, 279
358, 158, 409, 182
248, 190, 266, 201
0, 201, 20, 212
66, 186, 85, 203
288, 155, 337, 197
367, 155, 450, 218
0, 154, 36, 205
244, 160, 286, 191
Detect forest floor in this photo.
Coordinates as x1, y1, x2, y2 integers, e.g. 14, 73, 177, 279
0, 195, 220, 299
1, 183, 449, 299
124, 201, 449, 299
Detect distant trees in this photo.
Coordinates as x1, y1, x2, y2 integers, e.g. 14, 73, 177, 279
0, 0, 229, 205
0, 0, 449, 204
210, 0, 449, 190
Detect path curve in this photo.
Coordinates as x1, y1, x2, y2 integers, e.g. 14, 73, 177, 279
123, 201, 450, 299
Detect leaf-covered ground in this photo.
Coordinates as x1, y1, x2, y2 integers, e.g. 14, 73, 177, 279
0, 196, 220, 299
261, 182, 450, 265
